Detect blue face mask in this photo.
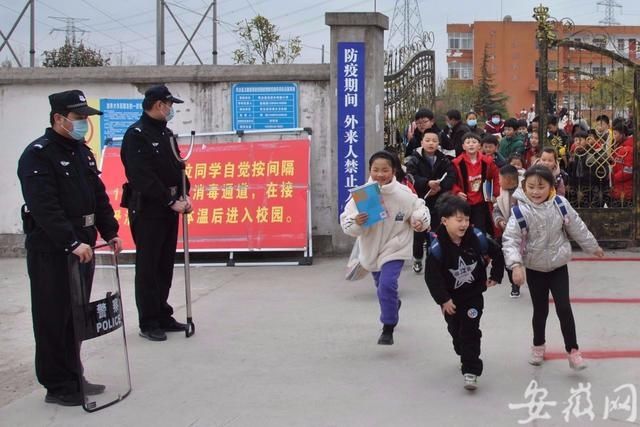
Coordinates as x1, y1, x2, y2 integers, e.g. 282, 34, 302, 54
491, 117, 501, 125
64, 117, 89, 140
165, 106, 175, 122
467, 119, 477, 127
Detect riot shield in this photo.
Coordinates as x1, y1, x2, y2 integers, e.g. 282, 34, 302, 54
68, 244, 132, 412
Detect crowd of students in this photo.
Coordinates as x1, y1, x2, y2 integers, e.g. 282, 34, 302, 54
339, 107, 627, 391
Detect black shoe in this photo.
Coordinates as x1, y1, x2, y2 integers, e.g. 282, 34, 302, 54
510, 286, 521, 298
377, 324, 395, 345
161, 318, 187, 332
139, 328, 167, 341
82, 380, 106, 396
412, 259, 423, 273
45, 391, 83, 406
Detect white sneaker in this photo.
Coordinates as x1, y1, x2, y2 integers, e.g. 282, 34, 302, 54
463, 374, 478, 390
568, 349, 587, 371
529, 345, 545, 366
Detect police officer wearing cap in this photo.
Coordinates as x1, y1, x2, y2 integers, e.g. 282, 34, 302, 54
120, 85, 191, 342
17, 90, 123, 406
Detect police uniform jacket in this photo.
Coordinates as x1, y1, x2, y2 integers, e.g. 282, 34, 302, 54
120, 113, 189, 217
17, 128, 119, 253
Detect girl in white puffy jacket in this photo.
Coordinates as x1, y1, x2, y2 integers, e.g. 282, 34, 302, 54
340, 151, 430, 346
502, 165, 604, 371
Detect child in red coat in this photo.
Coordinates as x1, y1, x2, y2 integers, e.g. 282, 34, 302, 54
452, 132, 500, 235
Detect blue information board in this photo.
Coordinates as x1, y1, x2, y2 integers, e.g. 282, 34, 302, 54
336, 42, 366, 218
99, 98, 143, 147
231, 82, 299, 130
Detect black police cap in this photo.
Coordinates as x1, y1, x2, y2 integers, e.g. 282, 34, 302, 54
49, 90, 103, 116
144, 85, 184, 104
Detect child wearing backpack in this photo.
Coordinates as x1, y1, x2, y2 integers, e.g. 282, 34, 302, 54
405, 129, 456, 273
425, 194, 504, 391
341, 151, 430, 346
492, 164, 522, 298
502, 165, 604, 370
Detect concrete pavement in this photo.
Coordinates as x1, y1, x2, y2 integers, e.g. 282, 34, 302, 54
1, 252, 639, 426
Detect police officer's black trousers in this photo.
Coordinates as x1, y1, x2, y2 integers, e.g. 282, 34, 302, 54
131, 212, 179, 331
27, 250, 92, 394
444, 294, 484, 376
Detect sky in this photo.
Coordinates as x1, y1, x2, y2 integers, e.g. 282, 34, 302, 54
1, 0, 640, 79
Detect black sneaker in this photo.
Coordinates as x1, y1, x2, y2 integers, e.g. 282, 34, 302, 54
510, 286, 521, 298
412, 259, 423, 274
377, 331, 394, 345
139, 328, 167, 341
45, 391, 83, 406
161, 318, 187, 332
82, 379, 106, 396
377, 324, 395, 345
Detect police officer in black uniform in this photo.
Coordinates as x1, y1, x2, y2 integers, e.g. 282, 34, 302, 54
120, 85, 191, 342
17, 90, 122, 406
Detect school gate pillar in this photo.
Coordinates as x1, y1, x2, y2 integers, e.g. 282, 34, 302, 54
326, 12, 389, 252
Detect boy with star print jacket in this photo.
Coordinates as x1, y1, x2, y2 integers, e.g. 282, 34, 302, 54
425, 224, 504, 305
424, 196, 504, 384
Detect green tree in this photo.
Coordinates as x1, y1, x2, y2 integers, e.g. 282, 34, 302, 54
473, 44, 508, 118
436, 78, 478, 122
232, 15, 301, 65
587, 67, 633, 112
42, 40, 110, 67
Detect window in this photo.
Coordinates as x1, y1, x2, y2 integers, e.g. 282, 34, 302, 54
448, 32, 473, 50
448, 62, 473, 80
591, 66, 606, 77
535, 60, 557, 80
617, 39, 629, 58
593, 37, 607, 49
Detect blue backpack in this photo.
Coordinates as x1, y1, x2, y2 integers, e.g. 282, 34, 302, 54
511, 195, 569, 235
429, 227, 489, 262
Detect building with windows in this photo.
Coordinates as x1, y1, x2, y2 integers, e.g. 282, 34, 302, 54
447, 19, 640, 119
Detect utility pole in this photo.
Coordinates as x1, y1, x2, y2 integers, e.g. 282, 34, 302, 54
212, 0, 217, 65
157, 0, 165, 65
29, 0, 34, 67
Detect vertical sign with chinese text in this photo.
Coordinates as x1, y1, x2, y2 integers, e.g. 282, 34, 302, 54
337, 42, 366, 217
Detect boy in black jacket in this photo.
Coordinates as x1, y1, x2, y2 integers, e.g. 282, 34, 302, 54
405, 129, 456, 273
424, 194, 504, 391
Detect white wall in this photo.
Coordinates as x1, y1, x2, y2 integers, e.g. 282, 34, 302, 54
0, 65, 333, 248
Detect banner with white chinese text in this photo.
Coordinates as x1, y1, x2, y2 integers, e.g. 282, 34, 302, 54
100, 139, 310, 252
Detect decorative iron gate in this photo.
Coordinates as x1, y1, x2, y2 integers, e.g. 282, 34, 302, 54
383, 42, 436, 156
535, 5, 639, 244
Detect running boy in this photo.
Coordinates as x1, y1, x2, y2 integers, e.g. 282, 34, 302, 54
425, 194, 504, 390
341, 151, 430, 346
502, 165, 604, 370
405, 129, 456, 273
